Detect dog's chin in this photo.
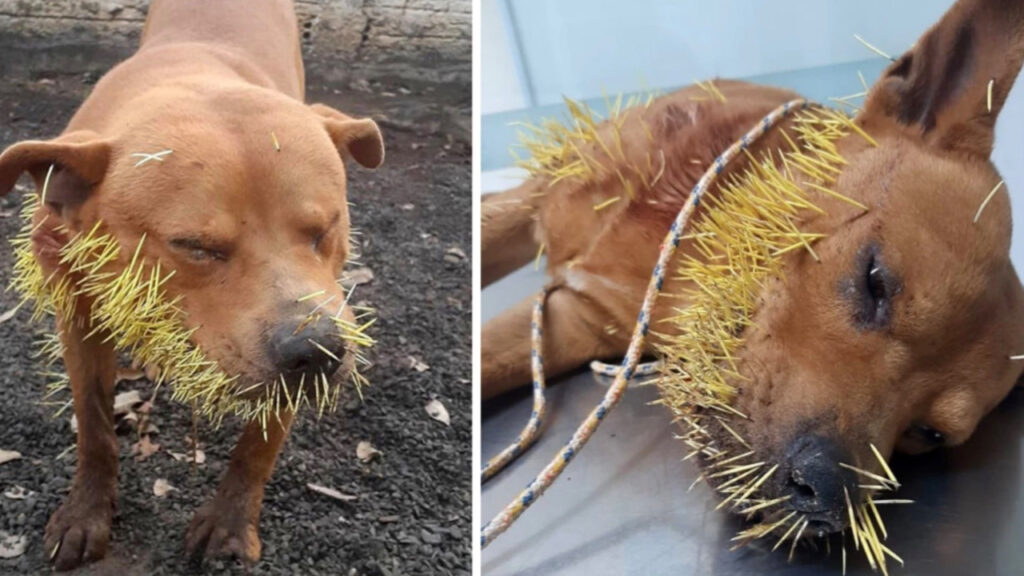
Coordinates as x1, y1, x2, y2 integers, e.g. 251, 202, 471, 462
218, 352, 355, 407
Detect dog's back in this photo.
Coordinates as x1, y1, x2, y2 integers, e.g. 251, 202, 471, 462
140, 0, 304, 98
65, 0, 305, 137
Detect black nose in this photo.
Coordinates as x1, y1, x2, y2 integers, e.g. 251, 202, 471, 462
783, 435, 856, 525
268, 315, 347, 378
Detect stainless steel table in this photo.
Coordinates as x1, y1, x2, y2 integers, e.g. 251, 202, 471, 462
482, 267, 1024, 576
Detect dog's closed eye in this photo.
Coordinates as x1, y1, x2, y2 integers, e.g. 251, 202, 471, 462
851, 245, 900, 330
170, 237, 229, 263
309, 211, 342, 254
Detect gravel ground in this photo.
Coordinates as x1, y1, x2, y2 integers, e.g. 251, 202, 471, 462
0, 52, 471, 575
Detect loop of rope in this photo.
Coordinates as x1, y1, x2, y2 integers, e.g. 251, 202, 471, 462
481, 99, 810, 549
589, 359, 661, 378
480, 290, 550, 482
480, 301, 659, 483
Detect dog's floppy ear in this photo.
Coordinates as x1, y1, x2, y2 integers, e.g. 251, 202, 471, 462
310, 103, 385, 169
0, 131, 113, 209
858, 0, 1024, 158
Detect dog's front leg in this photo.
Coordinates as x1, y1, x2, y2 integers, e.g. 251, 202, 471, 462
45, 318, 118, 571
186, 410, 294, 566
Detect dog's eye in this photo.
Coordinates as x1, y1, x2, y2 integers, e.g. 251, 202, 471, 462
852, 247, 898, 329
170, 238, 227, 263
867, 256, 886, 304
312, 229, 328, 252
311, 213, 342, 253
905, 424, 946, 446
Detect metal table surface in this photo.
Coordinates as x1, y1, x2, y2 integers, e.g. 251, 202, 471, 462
481, 267, 1024, 576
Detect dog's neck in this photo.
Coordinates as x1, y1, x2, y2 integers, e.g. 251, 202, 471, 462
67, 0, 304, 135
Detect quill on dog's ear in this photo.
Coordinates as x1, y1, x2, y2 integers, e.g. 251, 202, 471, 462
310, 103, 385, 169
0, 131, 112, 202
858, 0, 1024, 158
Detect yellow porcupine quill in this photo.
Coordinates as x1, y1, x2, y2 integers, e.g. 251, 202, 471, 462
9, 193, 374, 430
506, 91, 904, 572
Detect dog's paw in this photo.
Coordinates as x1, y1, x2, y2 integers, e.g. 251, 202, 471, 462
44, 491, 114, 571
185, 500, 261, 567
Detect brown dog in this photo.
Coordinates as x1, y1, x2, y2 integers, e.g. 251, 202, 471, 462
0, 0, 383, 570
483, 0, 1024, 536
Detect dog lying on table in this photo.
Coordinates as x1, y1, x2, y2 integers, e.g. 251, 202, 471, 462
0, 0, 383, 570
482, 0, 1024, 566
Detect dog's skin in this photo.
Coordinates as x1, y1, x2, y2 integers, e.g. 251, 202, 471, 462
0, 0, 383, 570
483, 0, 1024, 532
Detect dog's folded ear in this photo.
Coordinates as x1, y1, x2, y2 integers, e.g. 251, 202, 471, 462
310, 103, 385, 169
0, 131, 113, 208
859, 0, 1024, 158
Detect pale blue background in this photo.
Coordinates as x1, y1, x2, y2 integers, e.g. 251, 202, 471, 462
481, 4, 1024, 574
481, 0, 1024, 268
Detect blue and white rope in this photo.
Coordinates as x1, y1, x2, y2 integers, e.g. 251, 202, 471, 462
480, 290, 550, 481
589, 359, 662, 378
481, 99, 810, 548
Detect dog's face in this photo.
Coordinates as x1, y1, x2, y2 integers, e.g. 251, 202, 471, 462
699, 0, 1024, 535
0, 86, 384, 406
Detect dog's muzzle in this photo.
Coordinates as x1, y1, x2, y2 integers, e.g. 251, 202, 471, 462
268, 315, 348, 381
779, 435, 857, 534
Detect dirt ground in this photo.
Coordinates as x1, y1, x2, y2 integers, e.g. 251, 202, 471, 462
0, 53, 471, 575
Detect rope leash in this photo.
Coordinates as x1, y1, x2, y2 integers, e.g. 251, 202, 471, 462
480, 299, 659, 482
481, 98, 811, 549
480, 291, 550, 481
589, 359, 661, 378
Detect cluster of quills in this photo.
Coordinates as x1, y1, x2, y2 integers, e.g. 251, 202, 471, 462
10, 190, 374, 435
514, 85, 909, 574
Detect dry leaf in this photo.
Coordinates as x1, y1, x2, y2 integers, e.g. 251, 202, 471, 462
444, 246, 467, 264
0, 449, 21, 465
0, 304, 20, 324
425, 398, 450, 426
3, 486, 31, 500
132, 436, 160, 461
168, 449, 206, 465
340, 267, 375, 288
307, 483, 357, 502
153, 478, 175, 497
0, 532, 27, 559
409, 356, 430, 373
116, 367, 146, 382
113, 390, 143, 416
356, 441, 381, 463
115, 411, 139, 435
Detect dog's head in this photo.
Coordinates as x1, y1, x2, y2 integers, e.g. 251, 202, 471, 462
678, 0, 1024, 541
0, 85, 384, 418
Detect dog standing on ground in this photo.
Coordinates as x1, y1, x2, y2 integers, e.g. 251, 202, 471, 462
0, 0, 383, 569
483, 0, 1024, 536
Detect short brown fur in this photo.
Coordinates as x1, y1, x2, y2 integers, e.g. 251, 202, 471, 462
482, 0, 1024, 530
0, 0, 383, 569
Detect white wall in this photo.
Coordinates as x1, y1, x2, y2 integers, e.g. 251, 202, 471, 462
481, 0, 530, 113
481, 0, 1024, 267
482, 0, 951, 113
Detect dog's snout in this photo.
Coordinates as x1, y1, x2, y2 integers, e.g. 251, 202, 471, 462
269, 316, 346, 378
782, 435, 855, 520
